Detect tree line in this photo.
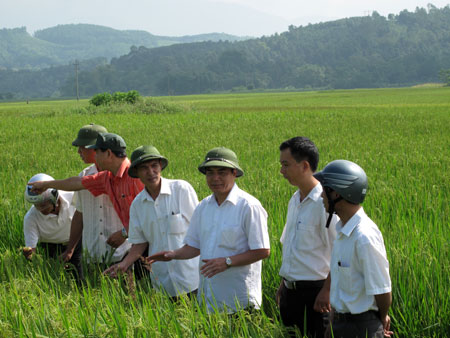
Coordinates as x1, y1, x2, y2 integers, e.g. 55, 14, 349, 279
2, 5, 450, 100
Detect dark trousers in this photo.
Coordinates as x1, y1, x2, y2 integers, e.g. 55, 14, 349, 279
279, 279, 326, 338
331, 311, 384, 338
170, 289, 198, 302
39, 240, 84, 282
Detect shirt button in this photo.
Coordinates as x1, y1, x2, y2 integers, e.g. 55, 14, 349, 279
100, 206, 102, 208
100, 232, 103, 235
100, 219, 102, 222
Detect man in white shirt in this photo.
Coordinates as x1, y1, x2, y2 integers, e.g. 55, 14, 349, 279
104, 145, 199, 298
315, 160, 392, 338
277, 136, 337, 338
147, 147, 270, 313
61, 124, 131, 266
23, 173, 82, 280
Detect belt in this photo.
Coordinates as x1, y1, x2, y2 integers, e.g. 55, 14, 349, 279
283, 278, 325, 290
333, 310, 380, 322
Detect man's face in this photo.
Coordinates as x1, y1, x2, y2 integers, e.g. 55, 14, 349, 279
321, 189, 330, 213
34, 200, 55, 215
94, 149, 108, 171
136, 160, 162, 189
205, 167, 236, 197
78, 146, 96, 164
279, 148, 305, 186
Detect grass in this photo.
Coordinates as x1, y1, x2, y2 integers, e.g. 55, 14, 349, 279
0, 87, 449, 336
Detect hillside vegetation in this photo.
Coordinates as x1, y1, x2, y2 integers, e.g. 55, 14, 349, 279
2, 6, 450, 99
0, 24, 247, 70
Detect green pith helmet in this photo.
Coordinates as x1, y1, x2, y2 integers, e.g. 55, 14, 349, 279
72, 124, 108, 147
314, 159, 368, 204
129, 145, 169, 178
86, 133, 126, 152
198, 147, 244, 177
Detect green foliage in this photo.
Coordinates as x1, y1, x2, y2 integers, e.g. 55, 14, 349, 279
0, 24, 246, 70
89, 90, 141, 106
439, 69, 450, 85
3, 7, 450, 99
0, 87, 449, 336
66, 6, 450, 96
89, 92, 112, 106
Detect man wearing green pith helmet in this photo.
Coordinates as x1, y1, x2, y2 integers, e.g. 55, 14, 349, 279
148, 147, 270, 313
104, 145, 200, 299
61, 124, 131, 267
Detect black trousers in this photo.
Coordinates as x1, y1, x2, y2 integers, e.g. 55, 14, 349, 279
39, 240, 84, 282
279, 280, 326, 338
331, 311, 384, 338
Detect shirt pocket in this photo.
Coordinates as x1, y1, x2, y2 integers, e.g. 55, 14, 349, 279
337, 264, 353, 293
218, 225, 243, 251
168, 213, 188, 234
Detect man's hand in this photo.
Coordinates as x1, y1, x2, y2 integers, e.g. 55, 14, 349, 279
107, 230, 126, 248
313, 286, 331, 313
60, 247, 74, 262
22, 247, 35, 260
145, 251, 175, 265
28, 181, 48, 194
276, 280, 284, 308
381, 315, 393, 337
103, 262, 129, 278
200, 257, 228, 278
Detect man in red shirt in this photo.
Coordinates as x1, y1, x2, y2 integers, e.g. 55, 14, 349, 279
29, 133, 144, 249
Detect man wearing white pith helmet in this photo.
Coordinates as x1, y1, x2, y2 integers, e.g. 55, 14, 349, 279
148, 147, 270, 313
315, 160, 393, 338
23, 173, 83, 280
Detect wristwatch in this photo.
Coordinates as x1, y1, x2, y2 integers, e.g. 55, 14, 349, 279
121, 227, 128, 238
225, 257, 232, 268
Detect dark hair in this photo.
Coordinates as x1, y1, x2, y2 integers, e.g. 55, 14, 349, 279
279, 137, 319, 172
100, 148, 127, 158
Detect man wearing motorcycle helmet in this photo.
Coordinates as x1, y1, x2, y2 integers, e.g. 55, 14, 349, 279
23, 173, 83, 280
315, 160, 393, 338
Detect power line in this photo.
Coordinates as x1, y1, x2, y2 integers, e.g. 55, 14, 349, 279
74, 60, 80, 101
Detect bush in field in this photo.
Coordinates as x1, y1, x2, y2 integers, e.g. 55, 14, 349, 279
439, 69, 450, 86
89, 92, 112, 106
90, 90, 141, 106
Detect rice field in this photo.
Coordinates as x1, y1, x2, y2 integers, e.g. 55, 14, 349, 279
0, 87, 449, 337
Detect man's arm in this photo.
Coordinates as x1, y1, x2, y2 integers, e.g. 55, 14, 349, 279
104, 243, 148, 278
200, 248, 270, 278
145, 244, 200, 264
61, 211, 83, 262
29, 176, 84, 193
375, 292, 393, 337
313, 272, 332, 313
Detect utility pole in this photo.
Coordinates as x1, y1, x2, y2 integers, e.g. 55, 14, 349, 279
74, 59, 80, 101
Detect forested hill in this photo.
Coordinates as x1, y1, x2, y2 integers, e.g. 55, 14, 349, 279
0, 24, 247, 69
65, 6, 450, 97
2, 6, 450, 99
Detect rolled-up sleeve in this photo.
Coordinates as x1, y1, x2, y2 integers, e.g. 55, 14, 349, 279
81, 172, 108, 197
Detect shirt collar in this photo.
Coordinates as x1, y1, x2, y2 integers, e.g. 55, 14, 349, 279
115, 158, 130, 179
159, 177, 171, 195
338, 207, 365, 237
209, 183, 239, 206
142, 177, 169, 202
295, 182, 322, 205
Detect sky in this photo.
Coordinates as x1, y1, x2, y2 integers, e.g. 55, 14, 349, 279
1, 0, 450, 37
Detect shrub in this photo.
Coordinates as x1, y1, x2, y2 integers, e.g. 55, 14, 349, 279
89, 92, 112, 106
89, 90, 141, 106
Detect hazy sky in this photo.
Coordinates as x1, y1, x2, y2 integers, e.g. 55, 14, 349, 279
1, 0, 449, 37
